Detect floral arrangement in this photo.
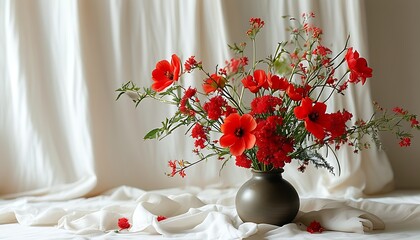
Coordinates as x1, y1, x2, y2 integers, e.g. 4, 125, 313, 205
117, 13, 419, 177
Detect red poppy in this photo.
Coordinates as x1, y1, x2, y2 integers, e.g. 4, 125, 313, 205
345, 47, 372, 85
286, 84, 311, 101
294, 97, 330, 140
242, 69, 268, 93
220, 113, 257, 156
152, 54, 181, 92
267, 74, 289, 91
202, 74, 226, 94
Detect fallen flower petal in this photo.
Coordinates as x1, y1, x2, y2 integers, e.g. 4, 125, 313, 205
307, 220, 324, 234
117, 217, 131, 230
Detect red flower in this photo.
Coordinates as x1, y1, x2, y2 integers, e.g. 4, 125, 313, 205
267, 75, 289, 91
286, 84, 311, 101
250, 95, 283, 116
167, 160, 187, 178
179, 170, 186, 178
152, 54, 181, 92
224, 57, 248, 75
345, 47, 372, 85
294, 97, 330, 140
399, 137, 411, 147
307, 220, 324, 234
393, 107, 407, 115
220, 113, 257, 156
235, 154, 252, 168
203, 96, 227, 120
157, 215, 167, 222
242, 69, 268, 93
203, 74, 226, 94
247, 18, 265, 38
253, 116, 293, 168
168, 160, 177, 177
184, 56, 201, 73
179, 87, 197, 116
326, 110, 352, 139
191, 123, 207, 149
313, 45, 332, 57
410, 117, 419, 127
224, 105, 237, 117
117, 217, 131, 230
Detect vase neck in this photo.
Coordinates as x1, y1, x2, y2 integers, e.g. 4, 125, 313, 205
251, 169, 284, 178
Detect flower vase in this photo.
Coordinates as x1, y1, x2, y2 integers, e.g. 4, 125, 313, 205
235, 169, 300, 226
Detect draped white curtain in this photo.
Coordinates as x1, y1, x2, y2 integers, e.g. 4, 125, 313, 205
0, 0, 393, 200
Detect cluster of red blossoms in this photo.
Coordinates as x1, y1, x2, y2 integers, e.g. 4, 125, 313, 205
118, 14, 419, 177
247, 17, 265, 39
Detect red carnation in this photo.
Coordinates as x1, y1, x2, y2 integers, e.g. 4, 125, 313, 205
117, 217, 131, 230
203, 96, 227, 120
191, 123, 207, 149
307, 220, 324, 233
399, 137, 411, 147
250, 95, 283, 116
235, 154, 252, 168
326, 110, 352, 139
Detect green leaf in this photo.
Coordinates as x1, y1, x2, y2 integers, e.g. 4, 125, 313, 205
144, 128, 161, 140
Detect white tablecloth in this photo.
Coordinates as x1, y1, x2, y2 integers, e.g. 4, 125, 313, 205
1, 187, 420, 239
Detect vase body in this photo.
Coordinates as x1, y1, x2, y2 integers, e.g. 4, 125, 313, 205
235, 169, 300, 226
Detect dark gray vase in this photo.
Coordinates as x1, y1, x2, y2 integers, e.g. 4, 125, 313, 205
235, 169, 300, 226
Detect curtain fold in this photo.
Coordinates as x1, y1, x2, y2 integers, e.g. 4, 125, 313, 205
0, 0, 393, 200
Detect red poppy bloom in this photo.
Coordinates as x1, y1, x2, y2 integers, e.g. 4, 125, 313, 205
294, 97, 330, 140
267, 74, 289, 91
202, 74, 226, 94
152, 54, 181, 92
220, 113, 257, 156
242, 69, 268, 93
286, 84, 311, 101
345, 47, 372, 85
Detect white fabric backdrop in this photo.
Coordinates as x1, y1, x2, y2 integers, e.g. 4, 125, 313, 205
0, 0, 394, 200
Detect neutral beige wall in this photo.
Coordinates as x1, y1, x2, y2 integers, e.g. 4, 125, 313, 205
365, 0, 420, 189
